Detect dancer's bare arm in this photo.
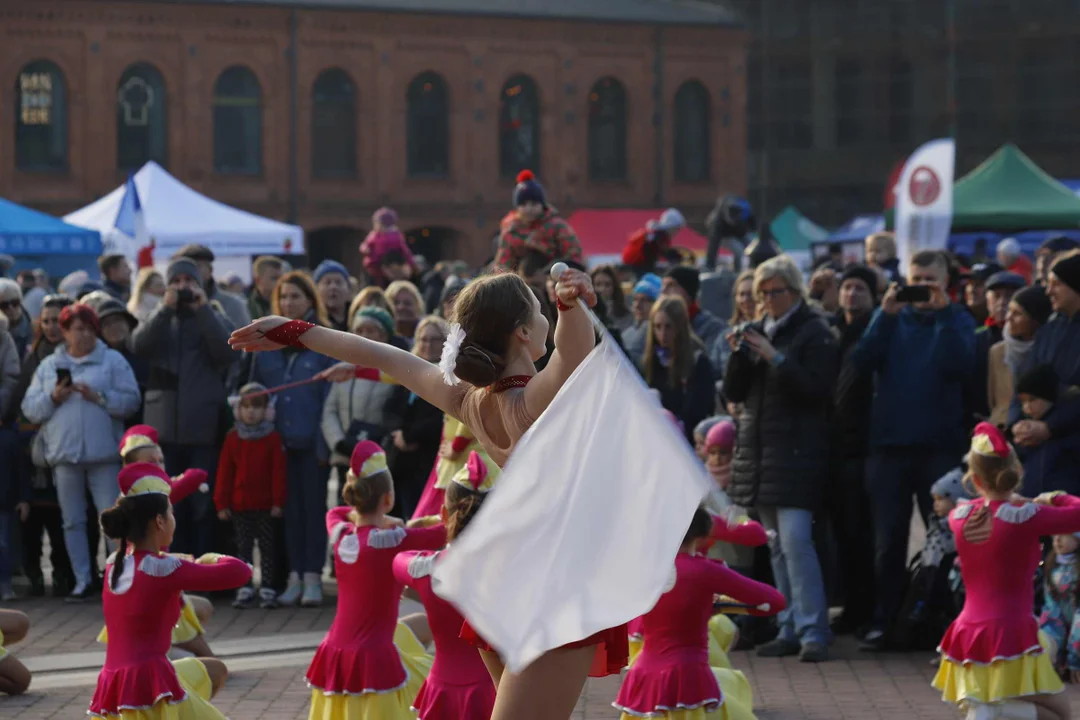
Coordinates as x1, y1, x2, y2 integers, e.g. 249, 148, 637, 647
229, 323, 463, 416
523, 271, 597, 419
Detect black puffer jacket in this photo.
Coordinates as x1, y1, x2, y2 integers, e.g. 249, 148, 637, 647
723, 302, 839, 510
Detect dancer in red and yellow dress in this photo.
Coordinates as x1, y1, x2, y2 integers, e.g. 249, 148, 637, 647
97, 426, 216, 658
932, 423, 1080, 720
0, 609, 31, 695
393, 451, 498, 720
616, 508, 783, 720
306, 441, 447, 720
232, 268, 628, 720
89, 463, 252, 719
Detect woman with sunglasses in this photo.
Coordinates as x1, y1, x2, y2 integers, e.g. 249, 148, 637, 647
0, 280, 31, 359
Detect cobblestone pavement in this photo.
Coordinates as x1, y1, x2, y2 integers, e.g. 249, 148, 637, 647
4, 594, 1078, 719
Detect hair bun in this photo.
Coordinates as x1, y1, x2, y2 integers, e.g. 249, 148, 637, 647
453, 344, 505, 388
516, 170, 535, 183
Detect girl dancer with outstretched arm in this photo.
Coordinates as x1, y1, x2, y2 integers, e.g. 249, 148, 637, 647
231, 269, 613, 720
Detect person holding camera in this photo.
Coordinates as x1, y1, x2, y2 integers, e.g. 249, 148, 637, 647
722, 255, 838, 663
851, 250, 976, 651
131, 257, 239, 557
21, 303, 141, 601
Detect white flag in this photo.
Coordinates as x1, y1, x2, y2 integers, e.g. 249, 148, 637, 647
432, 335, 714, 673
895, 138, 955, 274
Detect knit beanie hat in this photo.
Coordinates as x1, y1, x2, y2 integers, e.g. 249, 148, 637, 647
1012, 285, 1053, 326
655, 208, 686, 233
373, 207, 398, 228
1039, 235, 1079, 256
839, 264, 880, 300
1016, 363, 1059, 403
1051, 253, 1080, 295
996, 237, 1021, 261
666, 266, 701, 300
633, 273, 662, 301
167, 257, 200, 284
313, 259, 349, 284
354, 306, 395, 338
693, 416, 722, 440
175, 244, 215, 262
229, 382, 277, 421
705, 420, 736, 451
512, 170, 547, 208
930, 467, 971, 501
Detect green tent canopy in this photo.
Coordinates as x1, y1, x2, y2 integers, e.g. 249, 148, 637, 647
768, 206, 829, 252
950, 143, 1080, 231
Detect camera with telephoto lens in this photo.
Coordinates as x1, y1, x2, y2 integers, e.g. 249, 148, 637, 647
176, 288, 195, 306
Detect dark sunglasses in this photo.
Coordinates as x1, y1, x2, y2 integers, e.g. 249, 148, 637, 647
0, 299, 21, 311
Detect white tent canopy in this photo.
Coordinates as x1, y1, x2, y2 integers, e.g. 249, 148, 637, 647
64, 162, 304, 261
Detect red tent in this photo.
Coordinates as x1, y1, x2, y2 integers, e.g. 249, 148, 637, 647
566, 209, 718, 259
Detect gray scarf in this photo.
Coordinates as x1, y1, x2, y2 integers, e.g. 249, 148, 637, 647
235, 418, 276, 441
1002, 330, 1034, 379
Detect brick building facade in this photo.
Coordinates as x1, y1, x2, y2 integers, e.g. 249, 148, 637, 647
1, 0, 746, 266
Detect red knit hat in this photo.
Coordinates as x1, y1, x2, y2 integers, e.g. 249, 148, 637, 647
350, 440, 388, 479
119, 424, 159, 458
705, 421, 736, 451
118, 462, 173, 498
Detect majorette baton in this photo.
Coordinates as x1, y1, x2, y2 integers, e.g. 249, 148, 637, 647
231, 376, 324, 399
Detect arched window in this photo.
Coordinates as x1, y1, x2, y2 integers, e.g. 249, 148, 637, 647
673, 80, 710, 182
117, 63, 167, 170
213, 66, 262, 175
406, 72, 449, 178
587, 77, 627, 182
312, 68, 357, 179
499, 75, 540, 179
15, 60, 68, 172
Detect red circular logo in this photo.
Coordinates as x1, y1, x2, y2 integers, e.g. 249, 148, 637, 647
908, 166, 941, 207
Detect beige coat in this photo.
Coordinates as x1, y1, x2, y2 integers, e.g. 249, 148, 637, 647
987, 341, 1013, 427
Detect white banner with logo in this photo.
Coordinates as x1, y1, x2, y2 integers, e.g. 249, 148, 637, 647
895, 138, 955, 274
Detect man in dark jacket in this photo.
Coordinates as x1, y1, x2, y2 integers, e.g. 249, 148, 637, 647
967, 271, 1026, 425
1008, 253, 1080, 479
98, 254, 132, 302
852, 250, 976, 650
827, 265, 879, 636
174, 244, 251, 329
723, 255, 839, 663
131, 257, 239, 555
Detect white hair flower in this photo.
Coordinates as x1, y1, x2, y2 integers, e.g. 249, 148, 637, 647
439, 323, 466, 386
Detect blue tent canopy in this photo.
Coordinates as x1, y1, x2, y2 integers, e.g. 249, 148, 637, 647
827, 214, 885, 243
0, 197, 102, 278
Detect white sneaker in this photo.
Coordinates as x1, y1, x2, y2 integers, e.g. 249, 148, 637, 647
278, 573, 302, 606
301, 573, 322, 608
258, 587, 278, 609
232, 586, 256, 609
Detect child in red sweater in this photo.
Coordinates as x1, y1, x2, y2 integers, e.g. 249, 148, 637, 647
216, 384, 287, 609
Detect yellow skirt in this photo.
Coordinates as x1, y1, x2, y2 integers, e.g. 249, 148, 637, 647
99, 597, 206, 646
308, 688, 414, 720
619, 685, 756, 720
393, 621, 432, 704
932, 632, 1065, 705
94, 658, 221, 720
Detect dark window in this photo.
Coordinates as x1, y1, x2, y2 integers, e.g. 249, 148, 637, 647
406, 72, 450, 178
834, 58, 861, 146
213, 66, 262, 175
312, 68, 357, 179
15, 60, 68, 172
499, 74, 541, 179
888, 59, 913, 146
673, 80, 711, 182
587, 77, 627, 181
747, 55, 764, 152
117, 63, 167, 171
770, 62, 812, 149
1016, 46, 1061, 145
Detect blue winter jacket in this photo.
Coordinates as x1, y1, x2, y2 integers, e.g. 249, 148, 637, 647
250, 347, 334, 452
852, 303, 976, 451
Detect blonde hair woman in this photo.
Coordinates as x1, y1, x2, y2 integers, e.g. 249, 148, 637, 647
385, 280, 426, 341
127, 268, 166, 323
729, 269, 757, 327
347, 286, 392, 328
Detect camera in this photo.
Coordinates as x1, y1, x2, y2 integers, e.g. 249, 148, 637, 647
176, 288, 195, 306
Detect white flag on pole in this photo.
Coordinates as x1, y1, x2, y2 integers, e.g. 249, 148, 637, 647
432, 335, 714, 673
894, 138, 955, 274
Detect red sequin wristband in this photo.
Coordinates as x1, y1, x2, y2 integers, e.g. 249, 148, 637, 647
556, 298, 575, 312
263, 319, 316, 349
